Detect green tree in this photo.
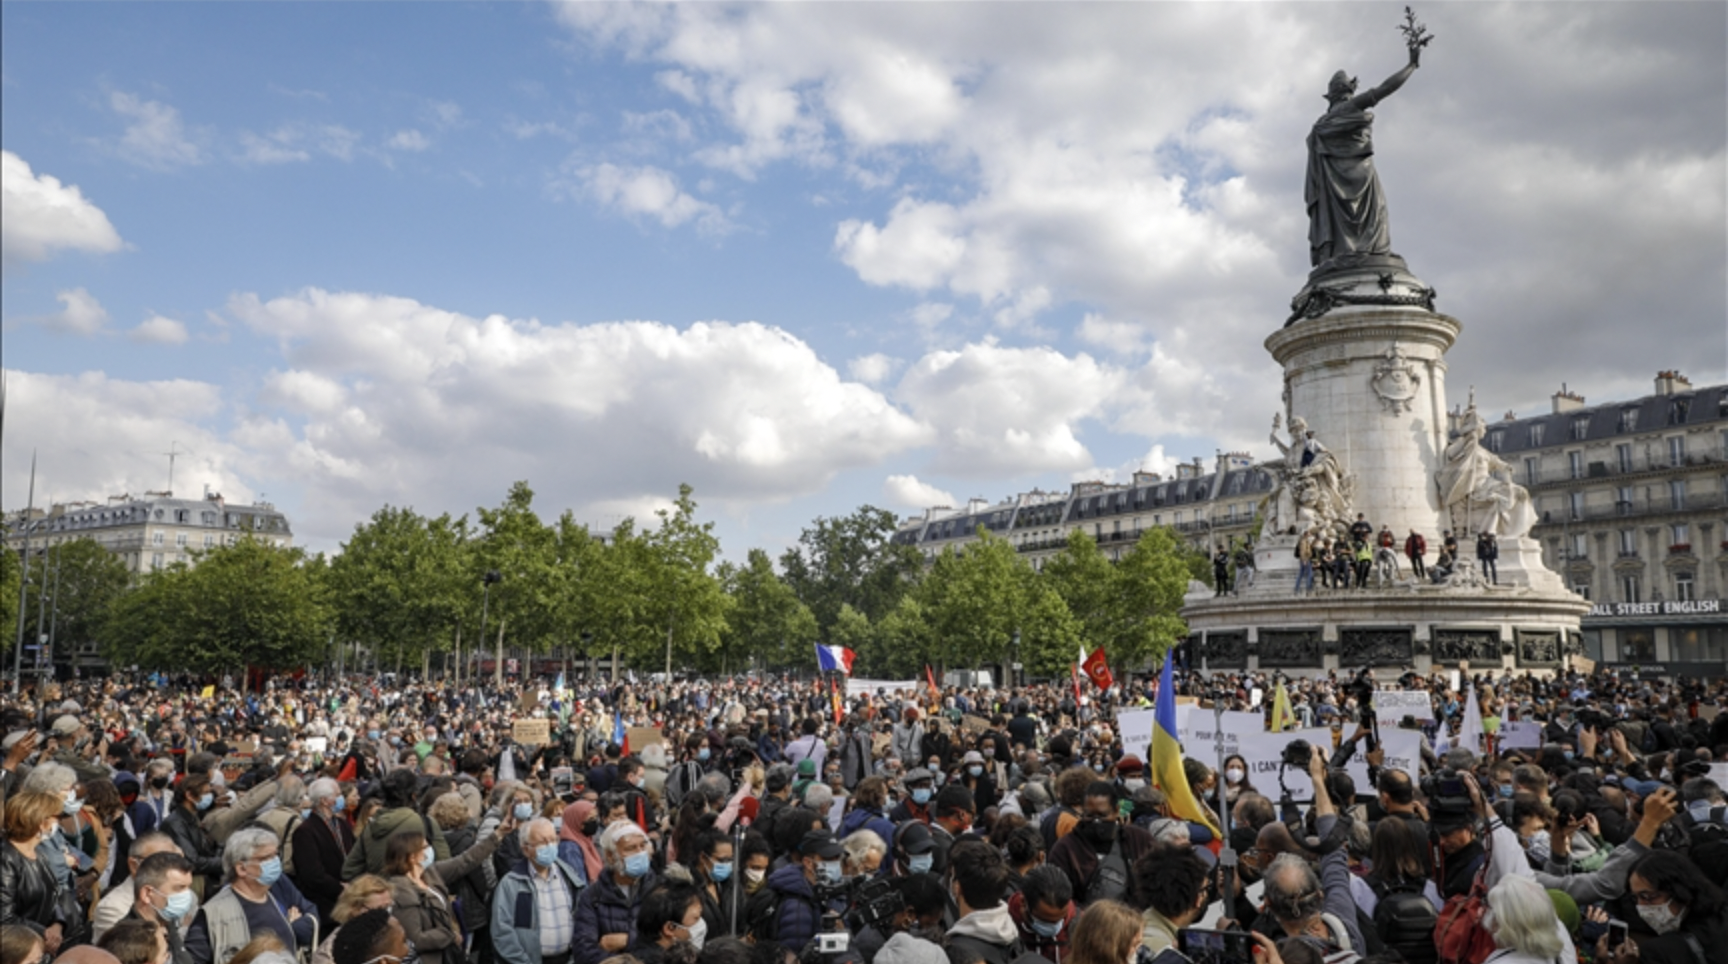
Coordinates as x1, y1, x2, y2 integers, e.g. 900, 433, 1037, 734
33, 539, 132, 661
102, 537, 333, 679
913, 529, 1078, 676
473, 482, 560, 683
641, 484, 730, 676
0, 546, 19, 658
719, 549, 816, 673
780, 506, 921, 631
870, 596, 935, 677
1042, 527, 1194, 677
328, 506, 473, 673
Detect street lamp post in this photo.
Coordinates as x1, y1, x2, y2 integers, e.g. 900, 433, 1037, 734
45, 542, 62, 677
480, 570, 502, 687
1011, 629, 1022, 689
9, 453, 36, 695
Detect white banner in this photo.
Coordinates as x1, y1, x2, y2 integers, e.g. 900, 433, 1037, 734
1118, 709, 1157, 766
1186, 711, 1267, 762
1236, 726, 1331, 802
1498, 721, 1542, 750
1374, 690, 1435, 723
1344, 729, 1423, 791
845, 679, 919, 697
1708, 763, 1728, 789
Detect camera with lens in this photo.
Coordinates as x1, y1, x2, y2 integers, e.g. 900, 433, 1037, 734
847, 877, 906, 932
1280, 739, 1313, 769
1420, 767, 1474, 818
1576, 707, 1612, 732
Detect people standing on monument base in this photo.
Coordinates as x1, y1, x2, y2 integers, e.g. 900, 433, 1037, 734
1295, 534, 1317, 595
1441, 530, 1459, 568
1212, 547, 1231, 598
1477, 532, 1500, 585
1405, 529, 1428, 579
1352, 540, 1373, 589
1332, 541, 1353, 591
1350, 513, 1373, 545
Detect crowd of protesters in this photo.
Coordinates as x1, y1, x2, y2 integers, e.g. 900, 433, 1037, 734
0, 662, 1723, 964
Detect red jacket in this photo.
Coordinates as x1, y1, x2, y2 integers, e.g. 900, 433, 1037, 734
1404, 533, 1427, 556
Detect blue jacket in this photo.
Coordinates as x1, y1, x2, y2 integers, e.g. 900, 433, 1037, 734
839, 807, 896, 849
764, 863, 837, 953
572, 867, 658, 964
490, 859, 585, 964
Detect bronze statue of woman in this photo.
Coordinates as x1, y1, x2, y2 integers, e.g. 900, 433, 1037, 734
1305, 13, 1431, 272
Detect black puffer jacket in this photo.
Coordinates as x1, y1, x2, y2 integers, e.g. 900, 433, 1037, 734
160, 806, 224, 889
0, 842, 59, 934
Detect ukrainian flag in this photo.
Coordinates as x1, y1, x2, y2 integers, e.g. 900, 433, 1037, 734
1152, 650, 1220, 836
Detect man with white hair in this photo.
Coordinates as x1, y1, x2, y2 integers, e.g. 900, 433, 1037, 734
570, 820, 658, 964
492, 817, 585, 964
290, 777, 354, 926
184, 827, 318, 964
93, 832, 193, 940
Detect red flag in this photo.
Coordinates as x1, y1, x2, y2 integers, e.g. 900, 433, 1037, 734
1082, 648, 1114, 691
337, 756, 358, 783
925, 664, 939, 694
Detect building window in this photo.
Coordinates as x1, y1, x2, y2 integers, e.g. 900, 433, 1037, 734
151, 553, 164, 570
1571, 582, 1591, 600
175, 533, 188, 547
1569, 451, 1584, 479
1620, 573, 1641, 603
1525, 458, 1539, 486
1675, 571, 1695, 602
1619, 528, 1637, 556
152, 532, 164, 546
1616, 486, 1634, 515
1173, 511, 1184, 525
1571, 533, 1588, 559
1671, 523, 1689, 547
1670, 479, 1685, 510
1668, 436, 1685, 465
1486, 430, 1503, 453
1616, 443, 1633, 473
203, 535, 215, 548
1528, 423, 1546, 447
1667, 398, 1690, 425
1672, 626, 1727, 663
1620, 628, 1656, 661
1569, 491, 1584, 520
1573, 417, 1590, 441
1618, 408, 1639, 433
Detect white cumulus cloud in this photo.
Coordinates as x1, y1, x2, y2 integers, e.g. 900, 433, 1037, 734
0, 151, 125, 273
130, 315, 189, 345
388, 129, 430, 152
110, 91, 205, 168
571, 163, 729, 233
34, 288, 110, 336
847, 353, 897, 385
884, 473, 956, 510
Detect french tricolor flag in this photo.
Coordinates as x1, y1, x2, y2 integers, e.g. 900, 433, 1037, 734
815, 644, 857, 675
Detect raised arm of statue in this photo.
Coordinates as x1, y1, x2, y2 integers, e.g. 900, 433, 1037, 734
1350, 57, 1417, 110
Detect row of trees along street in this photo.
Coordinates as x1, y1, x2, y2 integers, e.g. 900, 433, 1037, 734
3, 481, 1212, 685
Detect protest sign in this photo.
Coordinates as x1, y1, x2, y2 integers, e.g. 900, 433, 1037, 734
1187, 711, 1266, 762
961, 715, 991, 737
513, 718, 550, 745
1250, 688, 1264, 708
304, 737, 328, 754
1498, 721, 1541, 750
1698, 705, 1720, 723
1710, 764, 1728, 790
1374, 691, 1434, 722
1343, 728, 1423, 790
1236, 726, 1331, 803
628, 726, 664, 751
1118, 709, 1156, 765
846, 679, 918, 697
1571, 655, 1596, 674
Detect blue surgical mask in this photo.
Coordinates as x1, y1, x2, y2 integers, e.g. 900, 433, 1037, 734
907, 853, 933, 875
1562, 751, 1575, 761
698, 748, 711, 762
534, 844, 559, 868
819, 860, 843, 884
300, 808, 312, 821
711, 860, 733, 882
256, 856, 283, 887
514, 803, 534, 821
624, 851, 652, 878
63, 794, 84, 816
420, 846, 435, 870
368, 730, 381, 741
911, 788, 932, 805
333, 796, 347, 813
196, 793, 214, 811
967, 766, 983, 778
1030, 918, 1064, 939
158, 889, 196, 922
1497, 785, 1514, 800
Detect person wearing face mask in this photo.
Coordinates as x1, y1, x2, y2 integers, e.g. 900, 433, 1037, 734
160, 775, 225, 897
888, 770, 936, 825
183, 828, 318, 964
958, 752, 998, 814
690, 830, 743, 938
1220, 755, 1256, 808
570, 821, 658, 964
291, 779, 355, 929
94, 833, 193, 942
132, 761, 179, 837
1047, 783, 1153, 907
1595, 851, 1728, 964
1007, 865, 1075, 963
1474, 874, 1566, 964
0, 790, 75, 954
492, 818, 585, 964
632, 883, 705, 964
123, 852, 198, 964
384, 817, 511, 964
341, 770, 450, 882
748, 830, 846, 953
557, 802, 603, 886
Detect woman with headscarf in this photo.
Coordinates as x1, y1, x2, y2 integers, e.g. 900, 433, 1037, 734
559, 802, 602, 885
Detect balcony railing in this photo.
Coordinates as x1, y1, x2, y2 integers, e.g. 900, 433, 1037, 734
1539, 490, 1726, 526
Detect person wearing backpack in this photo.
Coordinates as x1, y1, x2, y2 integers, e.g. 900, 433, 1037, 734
1362, 818, 1440, 964
1046, 782, 1152, 908
746, 830, 846, 953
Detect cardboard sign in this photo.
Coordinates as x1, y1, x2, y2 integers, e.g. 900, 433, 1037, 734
627, 726, 664, 751
1699, 705, 1722, 723
846, 679, 918, 697
304, 737, 328, 754
1235, 726, 1331, 802
1498, 721, 1542, 750
1250, 688, 1264, 708
961, 715, 990, 737
1117, 709, 1156, 766
512, 718, 550, 745
519, 690, 540, 713
1374, 691, 1435, 723
1187, 711, 1267, 762
1571, 655, 1596, 674
1343, 729, 1423, 791
232, 741, 258, 756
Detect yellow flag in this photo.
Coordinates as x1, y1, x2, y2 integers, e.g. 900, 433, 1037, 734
1271, 682, 1295, 732
201, 685, 215, 699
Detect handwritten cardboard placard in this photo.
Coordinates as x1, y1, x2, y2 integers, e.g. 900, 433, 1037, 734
1343, 728, 1422, 790
1117, 710, 1156, 766
1498, 721, 1542, 750
512, 718, 550, 745
1236, 726, 1332, 801
303, 737, 327, 754
1571, 655, 1596, 674
961, 715, 990, 737
628, 726, 664, 751
1374, 691, 1435, 723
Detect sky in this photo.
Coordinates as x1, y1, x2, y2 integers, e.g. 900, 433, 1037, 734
2, 1, 1724, 559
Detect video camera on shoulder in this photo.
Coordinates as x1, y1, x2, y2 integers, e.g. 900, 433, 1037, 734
1421, 767, 1474, 820
1176, 927, 1252, 964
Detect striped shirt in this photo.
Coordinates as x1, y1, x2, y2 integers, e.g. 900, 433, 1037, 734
532, 867, 575, 956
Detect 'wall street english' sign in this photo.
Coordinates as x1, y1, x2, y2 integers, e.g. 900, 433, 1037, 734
1586, 599, 1723, 619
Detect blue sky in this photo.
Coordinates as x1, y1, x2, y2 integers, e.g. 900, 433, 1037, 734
3, 2, 1723, 558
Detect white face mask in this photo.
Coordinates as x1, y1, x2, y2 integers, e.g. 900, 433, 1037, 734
1225, 767, 1246, 784
685, 918, 707, 951
1637, 902, 1684, 935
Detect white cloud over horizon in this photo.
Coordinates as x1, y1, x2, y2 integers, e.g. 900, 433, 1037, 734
1, 151, 125, 273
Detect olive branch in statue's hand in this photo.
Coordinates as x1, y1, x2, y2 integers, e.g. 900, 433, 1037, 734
1400, 7, 1434, 65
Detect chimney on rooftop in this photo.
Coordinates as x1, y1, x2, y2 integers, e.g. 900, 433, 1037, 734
1654, 370, 1692, 396
1551, 383, 1586, 414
